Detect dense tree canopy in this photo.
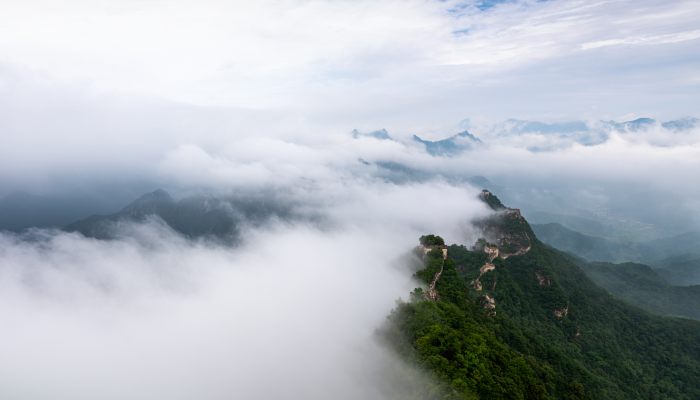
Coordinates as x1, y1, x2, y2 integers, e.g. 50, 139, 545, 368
384, 234, 700, 399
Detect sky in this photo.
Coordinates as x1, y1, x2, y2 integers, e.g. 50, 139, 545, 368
1, 2, 700, 398
1, 0, 698, 126
0, 0, 698, 198
0, 0, 698, 232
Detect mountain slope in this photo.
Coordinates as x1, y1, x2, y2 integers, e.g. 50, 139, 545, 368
662, 117, 698, 131
531, 222, 621, 262
531, 225, 700, 319
0, 192, 124, 232
383, 191, 700, 399
655, 254, 700, 286
413, 131, 482, 156
65, 189, 298, 239
579, 261, 700, 320
532, 222, 700, 264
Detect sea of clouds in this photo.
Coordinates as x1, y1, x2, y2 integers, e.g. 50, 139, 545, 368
0, 179, 490, 400
1, 1, 699, 398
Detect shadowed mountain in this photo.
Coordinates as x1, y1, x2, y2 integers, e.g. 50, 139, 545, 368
531, 222, 628, 262
574, 261, 700, 320
532, 222, 700, 264
654, 254, 700, 286
65, 189, 300, 240
531, 223, 700, 317
0, 191, 131, 232
646, 231, 700, 259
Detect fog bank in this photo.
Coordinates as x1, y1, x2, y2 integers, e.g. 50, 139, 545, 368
0, 182, 488, 399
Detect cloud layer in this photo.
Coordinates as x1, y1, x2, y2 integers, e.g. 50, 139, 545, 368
1, 0, 698, 121
1, 3, 699, 397
0, 180, 489, 399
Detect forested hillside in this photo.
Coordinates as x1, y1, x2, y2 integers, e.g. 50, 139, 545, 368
575, 261, 700, 320
383, 192, 700, 399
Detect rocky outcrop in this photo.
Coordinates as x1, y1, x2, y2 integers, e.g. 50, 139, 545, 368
475, 190, 532, 259
554, 306, 569, 319
482, 294, 496, 316
535, 271, 551, 287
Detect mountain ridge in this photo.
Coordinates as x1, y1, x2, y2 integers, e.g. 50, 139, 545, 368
532, 222, 700, 265
382, 191, 700, 399
64, 189, 299, 240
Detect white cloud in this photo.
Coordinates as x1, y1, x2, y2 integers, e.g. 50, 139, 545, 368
0, 176, 491, 399
581, 29, 700, 50
2, 1, 700, 396
0, 0, 697, 121
0, 176, 490, 399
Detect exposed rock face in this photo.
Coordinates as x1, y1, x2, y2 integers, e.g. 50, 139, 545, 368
536, 271, 551, 287
554, 306, 569, 319
479, 190, 506, 210
466, 191, 538, 316
475, 190, 532, 259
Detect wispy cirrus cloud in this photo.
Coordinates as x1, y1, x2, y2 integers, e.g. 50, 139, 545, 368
581, 29, 700, 50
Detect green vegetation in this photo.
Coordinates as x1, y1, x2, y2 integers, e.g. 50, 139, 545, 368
532, 222, 700, 268
533, 224, 700, 320
655, 254, 700, 286
575, 260, 700, 320
384, 230, 700, 399
421, 234, 446, 246
479, 190, 506, 211
531, 223, 620, 262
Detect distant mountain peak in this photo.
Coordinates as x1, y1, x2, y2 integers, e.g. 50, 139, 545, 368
502, 119, 589, 134
351, 128, 392, 140
607, 117, 656, 131
119, 189, 174, 215
413, 130, 481, 156
662, 117, 699, 131
478, 189, 506, 211
132, 188, 173, 203
476, 190, 533, 258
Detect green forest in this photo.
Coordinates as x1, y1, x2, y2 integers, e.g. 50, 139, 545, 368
383, 200, 700, 399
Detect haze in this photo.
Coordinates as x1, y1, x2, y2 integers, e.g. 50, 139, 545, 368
1, 1, 699, 399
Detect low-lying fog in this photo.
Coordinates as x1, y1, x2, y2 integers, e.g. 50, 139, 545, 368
2, 1, 699, 398
0, 181, 489, 400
